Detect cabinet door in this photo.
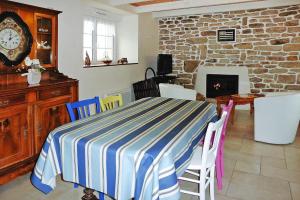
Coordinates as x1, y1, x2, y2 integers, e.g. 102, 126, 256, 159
34, 13, 57, 68
34, 96, 72, 154
0, 105, 31, 169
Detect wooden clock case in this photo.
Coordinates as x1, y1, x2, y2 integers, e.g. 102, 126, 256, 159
0, 0, 78, 184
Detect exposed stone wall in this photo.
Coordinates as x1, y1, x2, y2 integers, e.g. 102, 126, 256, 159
158, 5, 300, 93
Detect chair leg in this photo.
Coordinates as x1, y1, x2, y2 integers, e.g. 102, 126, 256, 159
220, 151, 224, 177
215, 159, 222, 191
200, 171, 206, 200
210, 167, 215, 200
99, 192, 104, 200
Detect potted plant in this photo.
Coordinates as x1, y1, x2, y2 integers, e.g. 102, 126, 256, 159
22, 57, 45, 85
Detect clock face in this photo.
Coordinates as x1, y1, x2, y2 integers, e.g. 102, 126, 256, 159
0, 12, 33, 67
0, 28, 21, 50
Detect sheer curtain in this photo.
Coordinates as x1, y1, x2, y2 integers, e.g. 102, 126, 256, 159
83, 17, 94, 61
96, 19, 115, 61
83, 17, 116, 63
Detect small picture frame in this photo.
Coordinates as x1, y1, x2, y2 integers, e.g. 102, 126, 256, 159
217, 29, 236, 42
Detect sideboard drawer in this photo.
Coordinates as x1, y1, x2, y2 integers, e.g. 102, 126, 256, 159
0, 94, 26, 108
38, 87, 71, 100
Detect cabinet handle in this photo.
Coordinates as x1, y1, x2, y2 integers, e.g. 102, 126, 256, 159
1, 119, 9, 128
0, 119, 9, 132
38, 125, 42, 135
24, 128, 28, 139
0, 100, 9, 107
51, 90, 61, 96
51, 106, 58, 111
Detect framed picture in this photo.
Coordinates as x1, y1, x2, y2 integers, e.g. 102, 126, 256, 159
217, 29, 236, 42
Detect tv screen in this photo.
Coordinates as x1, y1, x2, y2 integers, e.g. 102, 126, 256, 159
157, 54, 172, 76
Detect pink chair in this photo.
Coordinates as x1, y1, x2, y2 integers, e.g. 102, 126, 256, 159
216, 100, 233, 191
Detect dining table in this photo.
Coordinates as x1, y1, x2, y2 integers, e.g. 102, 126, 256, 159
31, 97, 217, 200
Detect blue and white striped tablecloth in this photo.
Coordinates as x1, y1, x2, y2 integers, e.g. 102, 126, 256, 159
31, 97, 217, 200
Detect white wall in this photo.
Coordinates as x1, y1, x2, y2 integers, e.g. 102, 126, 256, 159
117, 15, 138, 63
137, 13, 159, 74
12, 0, 144, 100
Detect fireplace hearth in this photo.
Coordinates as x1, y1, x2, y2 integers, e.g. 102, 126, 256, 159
206, 74, 239, 98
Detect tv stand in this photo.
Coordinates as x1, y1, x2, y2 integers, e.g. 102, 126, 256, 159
154, 75, 176, 84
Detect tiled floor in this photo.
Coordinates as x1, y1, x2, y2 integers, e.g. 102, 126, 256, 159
0, 110, 299, 200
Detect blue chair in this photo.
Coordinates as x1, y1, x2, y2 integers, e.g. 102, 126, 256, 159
66, 96, 104, 200
66, 96, 101, 122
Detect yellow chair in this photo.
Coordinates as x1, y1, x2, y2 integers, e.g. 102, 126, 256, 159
100, 94, 123, 112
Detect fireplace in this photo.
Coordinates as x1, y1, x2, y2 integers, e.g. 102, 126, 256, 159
206, 74, 239, 98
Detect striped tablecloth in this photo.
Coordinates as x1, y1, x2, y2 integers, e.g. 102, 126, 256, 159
31, 97, 217, 200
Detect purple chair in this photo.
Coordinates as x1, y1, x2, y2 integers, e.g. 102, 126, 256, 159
216, 100, 233, 191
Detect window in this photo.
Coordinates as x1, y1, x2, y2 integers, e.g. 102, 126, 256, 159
83, 17, 116, 63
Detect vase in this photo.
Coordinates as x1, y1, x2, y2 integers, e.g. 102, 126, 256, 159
27, 69, 41, 85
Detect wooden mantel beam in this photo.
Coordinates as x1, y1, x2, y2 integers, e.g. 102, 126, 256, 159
110, 0, 149, 6
134, 0, 263, 13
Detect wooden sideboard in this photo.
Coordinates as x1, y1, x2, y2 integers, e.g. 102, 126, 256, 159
0, 72, 78, 184
0, 1, 78, 184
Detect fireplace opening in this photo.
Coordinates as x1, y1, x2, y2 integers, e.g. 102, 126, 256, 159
206, 74, 239, 98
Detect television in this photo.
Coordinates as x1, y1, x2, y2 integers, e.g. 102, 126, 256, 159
157, 54, 172, 76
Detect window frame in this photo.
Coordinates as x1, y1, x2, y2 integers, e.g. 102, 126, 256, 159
83, 16, 117, 65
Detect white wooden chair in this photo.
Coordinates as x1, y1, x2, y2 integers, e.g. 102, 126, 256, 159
178, 111, 227, 200
159, 83, 196, 100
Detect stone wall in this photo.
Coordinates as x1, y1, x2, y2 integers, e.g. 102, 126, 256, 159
158, 4, 300, 93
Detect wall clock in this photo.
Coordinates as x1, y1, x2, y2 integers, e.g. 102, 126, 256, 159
0, 11, 33, 67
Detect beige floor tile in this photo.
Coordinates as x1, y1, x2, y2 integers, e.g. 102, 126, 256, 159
216, 194, 242, 200
224, 136, 244, 151
225, 136, 244, 145
261, 165, 300, 184
234, 160, 260, 175
286, 156, 300, 172
180, 193, 196, 200
284, 147, 300, 171
227, 126, 253, 139
179, 173, 198, 192
240, 140, 285, 159
224, 149, 261, 164
285, 147, 300, 158
290, 182, 300, 200
227, 171, 292, 200
223, 158, 237, 179
216, 177, 230, 195
261, 156, 287, 169
287, 136, 300, 149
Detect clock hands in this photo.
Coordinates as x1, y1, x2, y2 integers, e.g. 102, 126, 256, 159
0, 29, 20, 49
9, 34, 19, 41
9, 30, 12, 41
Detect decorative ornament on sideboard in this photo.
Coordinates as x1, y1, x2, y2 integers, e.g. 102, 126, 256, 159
0, 11, 33, 67
21, 57, 45, 85
84, 51, 91, 66
117, 57, 128, 64
102, 55, 112, 65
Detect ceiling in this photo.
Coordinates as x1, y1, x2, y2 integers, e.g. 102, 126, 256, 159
108, 0, 264, 13
130, 0, 178, 7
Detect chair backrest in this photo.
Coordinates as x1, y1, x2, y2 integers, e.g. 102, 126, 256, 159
254, 92, 300, 144
221, 100, 233, 137
100, 94, 123, 112
201, 112, 227, 168
66, 96, 101, 122
159, 83, 196, 100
